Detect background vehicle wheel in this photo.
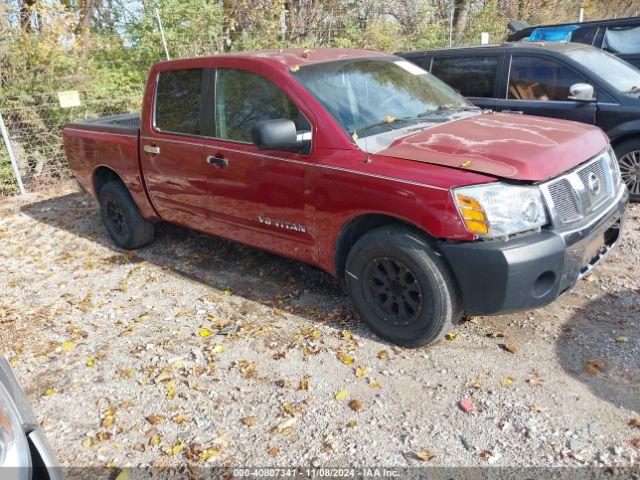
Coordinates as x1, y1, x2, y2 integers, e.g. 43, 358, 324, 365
99, 181, 155, 249
345, 225, 462, 348
614, 139, 640, 202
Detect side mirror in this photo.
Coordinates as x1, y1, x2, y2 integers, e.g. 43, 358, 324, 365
251, 119, 297, 151
568, 83, 596, 102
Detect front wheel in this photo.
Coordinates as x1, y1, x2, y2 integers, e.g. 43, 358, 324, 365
345, 226, 462, 348
614, 139, 640, 202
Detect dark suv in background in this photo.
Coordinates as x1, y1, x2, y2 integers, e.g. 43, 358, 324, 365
399, 42, 640, 200
507, 16, 640, 68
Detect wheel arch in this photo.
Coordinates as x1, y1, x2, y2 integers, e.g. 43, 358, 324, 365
93, 165, 124, 197
333, 213, 434, 280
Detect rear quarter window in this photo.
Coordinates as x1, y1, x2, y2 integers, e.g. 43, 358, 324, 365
155, 68, 204, 136
406, 55, 431, 72
431, 56, 498, 98
603, 24, 640, 54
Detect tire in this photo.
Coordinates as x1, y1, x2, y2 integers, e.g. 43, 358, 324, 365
99, 181, 155, 249
614, 138, 640, 202
345, 225, 462, 348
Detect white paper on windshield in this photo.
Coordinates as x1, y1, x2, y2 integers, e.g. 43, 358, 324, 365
394, 60, 428, 76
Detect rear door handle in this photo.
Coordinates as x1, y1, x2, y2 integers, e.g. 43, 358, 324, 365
502, 109, 524, 114
207, 155, 229, 168
144, 144, 160, 154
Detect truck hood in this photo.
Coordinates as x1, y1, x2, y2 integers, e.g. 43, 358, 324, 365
375, 112, 609, 182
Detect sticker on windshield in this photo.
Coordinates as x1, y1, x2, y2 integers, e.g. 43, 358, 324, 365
394, 60, 428, 76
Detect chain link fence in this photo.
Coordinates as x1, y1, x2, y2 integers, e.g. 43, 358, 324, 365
0, 90, 142, 195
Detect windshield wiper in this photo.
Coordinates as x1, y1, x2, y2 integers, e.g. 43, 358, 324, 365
416, 104, 481, 117
355, 117, 413, 137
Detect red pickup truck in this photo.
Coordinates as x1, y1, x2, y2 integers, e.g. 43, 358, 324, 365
64, 48, 628, 347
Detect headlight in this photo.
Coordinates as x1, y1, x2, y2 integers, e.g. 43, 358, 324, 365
605, 145, 622, 190
0, 382, 30, 478
453, 183, 548, 239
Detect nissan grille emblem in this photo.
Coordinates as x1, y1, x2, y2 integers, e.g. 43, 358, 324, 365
587, 172, 601, 195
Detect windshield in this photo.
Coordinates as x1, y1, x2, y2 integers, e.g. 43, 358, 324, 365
292, 57, 473, 137
564, 48, 640, 96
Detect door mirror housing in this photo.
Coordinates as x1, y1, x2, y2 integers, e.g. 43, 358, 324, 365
251, 119, 298, 151
568, 83, 596, 102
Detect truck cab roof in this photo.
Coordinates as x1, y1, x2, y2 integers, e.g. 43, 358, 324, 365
399, 41, 598, 57
152, 48, 387, 71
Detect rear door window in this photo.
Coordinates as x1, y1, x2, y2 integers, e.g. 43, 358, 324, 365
431, 56, 498, 98
155, 69, 204, 136
603, 24, 640, 54
508, 56, 587, 101
570, 26, 598, 45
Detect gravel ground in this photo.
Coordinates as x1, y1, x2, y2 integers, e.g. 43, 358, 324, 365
0, 184, 639, 470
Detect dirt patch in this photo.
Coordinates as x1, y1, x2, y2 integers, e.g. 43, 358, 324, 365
1, 185, 639, 468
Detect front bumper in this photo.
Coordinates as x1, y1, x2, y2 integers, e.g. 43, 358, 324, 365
438, 186, 629, 315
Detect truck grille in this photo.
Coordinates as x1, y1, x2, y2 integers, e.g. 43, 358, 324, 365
577, 158, 607, 206
547, 178, 581, 223
540, 150, 617, 229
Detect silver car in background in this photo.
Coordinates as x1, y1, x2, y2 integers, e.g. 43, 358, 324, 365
0, 358, 59, 480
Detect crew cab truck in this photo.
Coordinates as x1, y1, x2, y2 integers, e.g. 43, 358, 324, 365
63, 48, 628, 347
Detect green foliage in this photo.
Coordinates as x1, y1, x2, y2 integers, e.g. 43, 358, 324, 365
0, 0, 620, 195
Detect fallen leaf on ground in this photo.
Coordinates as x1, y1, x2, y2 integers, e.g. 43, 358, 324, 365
276, 417, 297, 432
337, 352, 355, 365
201, 448, 222, 461
348, 400, 364, 412
199, 329, 213, 337
241, 416, 256, 426
335, 389, 348, 400
369, 379, 381, 388
584, 359, 606, 375
487, 331, 506, 338
500, 343, 518, 354
414, 450, 436, 461
43, 387, 56, 397
500, 376, 516, 388
377, 350, 389, 360
61, 341, 75, 352
341, 330, 352, 340
115, 469, 131, 480
298, 378, 309, 390
355, 365, 366, 378
445, 333, 458, 341
175, 309, 189, 318
146, 415, 165, 425
629, 418, 640, 429
163, 441, 186, 456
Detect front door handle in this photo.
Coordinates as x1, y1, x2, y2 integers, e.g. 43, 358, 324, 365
144, 144, 160, 154
502, 109, 524, 114
207, 155, 229, 168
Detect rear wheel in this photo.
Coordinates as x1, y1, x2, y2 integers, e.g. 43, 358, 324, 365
345, 226, 462, 348
99, 181, 155, 249
614, 138, 640, 202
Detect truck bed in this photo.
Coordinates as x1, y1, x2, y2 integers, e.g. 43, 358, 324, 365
66, 113, 140, 133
